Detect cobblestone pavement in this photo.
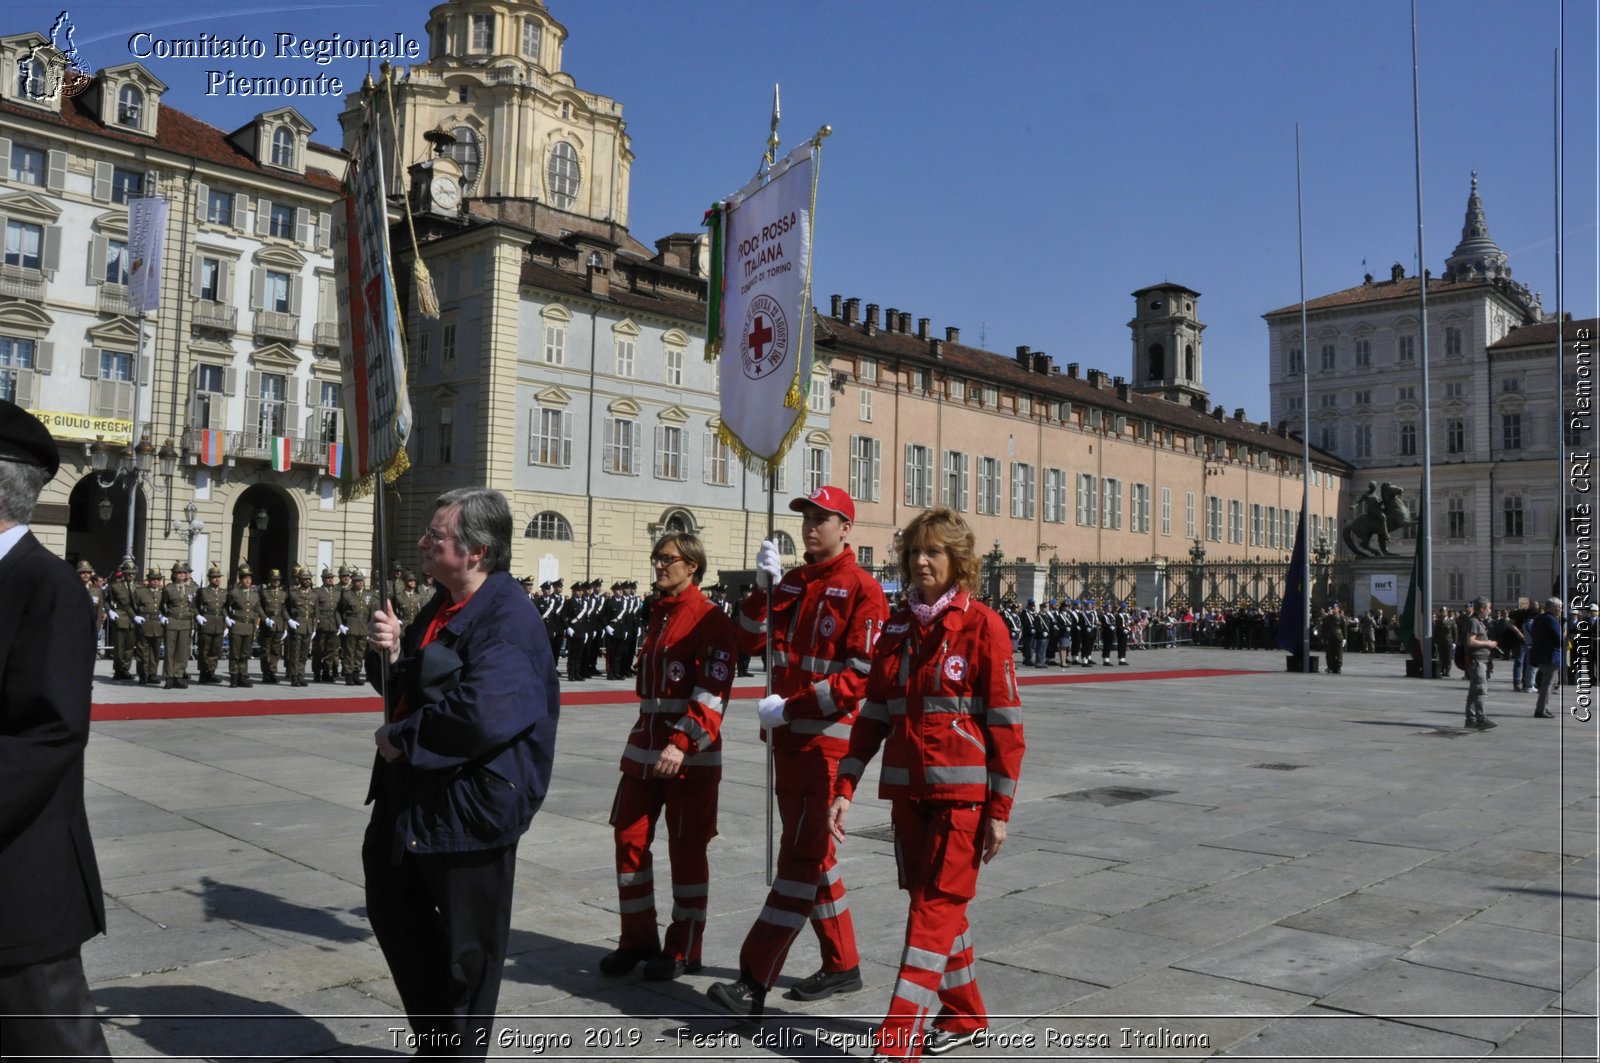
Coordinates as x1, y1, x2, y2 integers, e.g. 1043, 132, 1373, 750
79, 647, 1598, 1060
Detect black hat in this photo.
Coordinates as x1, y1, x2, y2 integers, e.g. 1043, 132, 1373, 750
0, 400, 59, 481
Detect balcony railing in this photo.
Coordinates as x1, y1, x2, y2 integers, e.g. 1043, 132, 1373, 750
97, 283, 135, 316
253, 310, 300, 342
183, 426, 332, 468
192, 299, 237, 332
0, 264, 45, 301
312, 322, 340, 349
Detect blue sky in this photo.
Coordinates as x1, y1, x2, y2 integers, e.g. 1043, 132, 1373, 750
45, 0, 1599, 419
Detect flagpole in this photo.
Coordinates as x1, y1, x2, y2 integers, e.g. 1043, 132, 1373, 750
1410, 1, 1434, 678
1295, 124, 1311, 675
761, 83, 781, 886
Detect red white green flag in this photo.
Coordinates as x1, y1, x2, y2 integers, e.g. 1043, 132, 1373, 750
270, 436, 291, 472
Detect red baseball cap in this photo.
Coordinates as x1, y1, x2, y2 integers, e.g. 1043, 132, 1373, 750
789, 485, 855, 523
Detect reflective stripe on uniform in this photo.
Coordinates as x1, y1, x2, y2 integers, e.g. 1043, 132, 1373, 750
881, 765, 911, 786
810, 898, 849, 921
800, 655, 846, 675
901, 943, 948, 974
890, 976, 940, 1010
757, 906, 809, 929
847, 657, 871, 675
690, 688, 725, 716
790, 718, 852, 741
923, 695, 983, 715
985, 705, 1023, 726
674, 882, 709, 898
924, 765, 987, 786
988, 772, 1018, 796
618, 896, 655, 913
676, 718, 709, 750
617, 870, 653, 887
813, 679, 836, 716
684, 750, 722, 767
860, 700, 890, 724
739, 613, 766, 635
940, 963, 977, 990
772, 877, 816, 900
839, 757, 866, 781
671, 905, 708, 922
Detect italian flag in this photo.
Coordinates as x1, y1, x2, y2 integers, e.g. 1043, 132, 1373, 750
270, 436, 292, 472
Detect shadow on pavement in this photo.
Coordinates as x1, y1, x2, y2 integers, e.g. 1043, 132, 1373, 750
194, 876, 369, 949
95, 984, 404, 1059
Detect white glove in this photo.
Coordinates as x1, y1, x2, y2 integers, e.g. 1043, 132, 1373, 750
757, 693, 788, 729
196, 615, 207, 626
288, 618, 300, 630
225, 617, 235, 628
159, 615, 168, 625
338, 624, 349, 636
605, 625, 615, 636
134, 615, 145, 625
565, 627, 575, 637
108, 609, 119, 621
265, 618, 275, 629
755, 539, 783, 589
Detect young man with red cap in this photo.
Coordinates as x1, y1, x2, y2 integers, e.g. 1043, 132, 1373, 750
707, 485, 888, 1017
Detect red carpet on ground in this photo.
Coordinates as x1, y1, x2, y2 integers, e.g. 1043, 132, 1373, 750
91, 666, 1263, 722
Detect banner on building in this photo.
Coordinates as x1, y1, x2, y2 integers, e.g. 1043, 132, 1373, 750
23, 409, 130, 444
333, 85, 412, 487
270, 436, 291, 472
327, 442, 344, 479
126, 196, 168, 313
705, 140, 821, 467
197, 428, 225, 466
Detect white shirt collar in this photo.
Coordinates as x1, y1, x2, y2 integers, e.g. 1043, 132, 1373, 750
0, 523, 30, 563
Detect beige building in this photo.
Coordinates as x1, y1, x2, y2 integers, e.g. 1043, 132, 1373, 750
815, 291, 1349, 577
0, 29, 373, 578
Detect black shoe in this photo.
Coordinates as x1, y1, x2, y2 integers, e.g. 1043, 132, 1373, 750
706, 978, 765, 1018
598, 947, 657, 977
1476, 718, 1497, 729
175, 678, 188, 689
925, 1027, 988, 1056
239, 677, 252, 689
642, 954, 701, 981
783, 966, 862, 1001
1534, 710, 1554, 718
163, 678, 177, 689
263, 673, 279, 684
231, 676, 242, 688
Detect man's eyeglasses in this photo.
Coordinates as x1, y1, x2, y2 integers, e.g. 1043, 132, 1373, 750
650, 554, 685, 567
423, 526, 454, 544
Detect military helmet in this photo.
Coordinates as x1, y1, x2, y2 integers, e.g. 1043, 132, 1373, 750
338, 565, 351, 577
145, 567, 162, 580
350, 568, 365, 581
267, 568, 281, 581
208, 564, 222, 578
321, 568, 335, 579
173, 561, 191, 574
76, 559, 93, 574
404, 570, 417, 582
237, 563, 253, 578
120, 559, 137, 574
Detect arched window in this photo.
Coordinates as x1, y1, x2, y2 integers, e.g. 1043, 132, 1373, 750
270, 127, 295, 168
661, 508, 695, 536
1146, 343, 1164, 380
117, 84, 144, 126
524, 511, 572, 541
447, 127, 481, 188
546, 141, 581, 209
772, 530, 796, 556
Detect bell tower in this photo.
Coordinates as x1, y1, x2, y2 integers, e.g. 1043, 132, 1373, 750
1129, 283, 1207, 406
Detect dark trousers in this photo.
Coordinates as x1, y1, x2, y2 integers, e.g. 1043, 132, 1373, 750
0, 948, 112, 1060
362, 813, 519, 1058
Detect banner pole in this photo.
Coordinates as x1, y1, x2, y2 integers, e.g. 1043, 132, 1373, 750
764, 470, 777, 885
373, 472, 390, 721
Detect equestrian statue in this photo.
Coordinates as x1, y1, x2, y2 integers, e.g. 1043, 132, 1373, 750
1343, 481, 1417, 557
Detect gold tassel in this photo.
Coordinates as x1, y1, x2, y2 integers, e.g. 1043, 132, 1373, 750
413, 258, 439, 318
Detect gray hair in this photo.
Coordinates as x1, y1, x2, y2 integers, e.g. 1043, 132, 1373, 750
0, 460, 49, 524
435, 487, 512, 573
1472, 596, 1491, 610
1546, 597, 1564, 611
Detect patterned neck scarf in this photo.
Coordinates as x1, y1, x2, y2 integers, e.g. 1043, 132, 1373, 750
909, 585, 958, 628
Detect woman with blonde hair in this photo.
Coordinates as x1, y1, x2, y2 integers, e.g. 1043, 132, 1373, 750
827, 508, 1025, 1060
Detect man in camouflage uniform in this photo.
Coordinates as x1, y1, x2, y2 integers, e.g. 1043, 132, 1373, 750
284, 566, 316, 687
106, 560, 139, 679
131, 568, 165, 685
313, 568, 342, 682
77, 561, 105, 660
160, 561, 197, 689
226, 564, 263, 688
339, 568, 378, 684
257, 568, 288, 684
194, 563, 228, 684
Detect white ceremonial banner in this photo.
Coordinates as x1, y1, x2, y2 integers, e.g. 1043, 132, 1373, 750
126, 196, 169, 313
717, 144, 814, 464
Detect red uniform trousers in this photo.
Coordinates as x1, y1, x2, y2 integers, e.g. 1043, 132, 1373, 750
610, 770, 718, 964
876, 800, 986, 1062
737, 747, 859, 987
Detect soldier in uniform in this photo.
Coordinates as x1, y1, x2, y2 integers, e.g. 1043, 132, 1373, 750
225, 564, 263, 688
194, 564, 228, 683
257, 568, 288, 684
392, 570, 425, 631
337, 564, 352, 593
131, 568, 165, 685
1320, 604, 1345, 675
77, 561, 104, 654
105, 560, 139, 679
340, 568, 378, 684
313, 568, 342, 682
283, 565, 317, 686
159, 561, 197, 688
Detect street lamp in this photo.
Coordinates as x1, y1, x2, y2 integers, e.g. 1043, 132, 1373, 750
173, 500, 204, 543
1313, 535, 1332, 608
1189, 537, 1206, 566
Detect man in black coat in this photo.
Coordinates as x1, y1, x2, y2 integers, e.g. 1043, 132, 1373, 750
0, 401, 110, 1058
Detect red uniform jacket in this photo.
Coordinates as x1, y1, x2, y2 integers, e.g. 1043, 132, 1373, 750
738, 546, 888, 756
620, 582, 738, 779
836, 591, 1025, 821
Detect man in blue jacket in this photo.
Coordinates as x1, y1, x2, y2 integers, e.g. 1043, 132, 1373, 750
365, 487, 560, 1057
